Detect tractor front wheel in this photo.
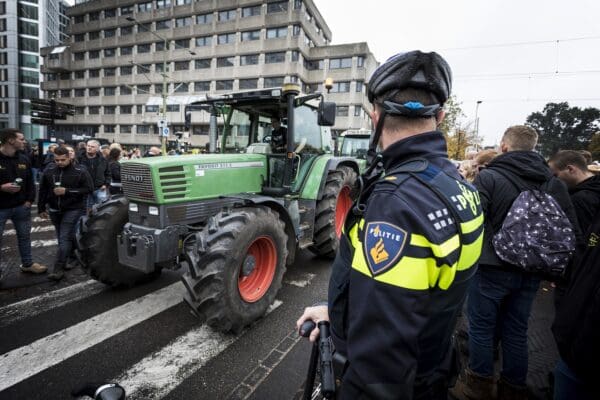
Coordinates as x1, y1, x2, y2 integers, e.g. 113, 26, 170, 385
182, 206, 288, 333
310, 166, 358, 258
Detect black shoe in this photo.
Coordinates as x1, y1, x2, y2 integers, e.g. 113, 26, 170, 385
48, 270, 65, 281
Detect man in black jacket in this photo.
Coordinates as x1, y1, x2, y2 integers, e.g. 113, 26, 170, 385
77, 139, 109, 211
456, 125, 581, 400
39, 146, 93, 280
549, 150, 600, 233
0, 128, 47, 280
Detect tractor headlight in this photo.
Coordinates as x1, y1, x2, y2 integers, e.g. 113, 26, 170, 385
148, 206, 159, 216
129, 203, 138, 212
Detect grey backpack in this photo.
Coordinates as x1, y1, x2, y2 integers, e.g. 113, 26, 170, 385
492, 171, 575, 278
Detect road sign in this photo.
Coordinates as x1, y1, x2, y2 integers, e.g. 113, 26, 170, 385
161, 127, 170, 137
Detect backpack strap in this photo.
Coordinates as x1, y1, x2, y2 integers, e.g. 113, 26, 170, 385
488, 168, 541, 193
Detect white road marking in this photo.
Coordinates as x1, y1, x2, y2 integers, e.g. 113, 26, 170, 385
1, 239, 57, 251
0, 282, 184, 392
0, 280, 106, 328
285, 273, 317, 288
111, 300, 283, 400
3, 225, 55, 236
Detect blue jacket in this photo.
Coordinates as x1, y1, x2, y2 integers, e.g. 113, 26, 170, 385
328, 131, 484, 399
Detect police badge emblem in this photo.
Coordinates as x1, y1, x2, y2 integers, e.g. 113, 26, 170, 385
364, 222, 408, 276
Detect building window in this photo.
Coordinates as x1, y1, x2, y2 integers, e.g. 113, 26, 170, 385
174, 61, 189, 71
194, 81, 211, 92
120, 105, 132, 114
120, 125, 132, 133
240, 54, 259, 66
354, 106, 361, 117
175, 39, 190, 49
239, 78, 258, 90
136, 105, 143, 114
193, 126, 209, 135
156, 63, 169, 73
156, 0, 171, 9
60, 89, 71, 98
267, 1, 288, 13
217, 33, 235, 44
241, 30, 260, 41
175, 0, 192, 5
217, 56, 235, 67
75, 107, 85, 115
174, 83, 188, 93
291, 50, 300, 62
120, 25, 133, 36
73, 52, 85, 61
104, 106, 116, 114
304, 59, 324, 70
195, 36, 212, 47
264, 76, 285, 87
88, 11, 100, 21
104, 67, 116, 77
265, 52, 285, 64
137, 2, 152, 12
74, 33, 85, 42
176, 17, 192, 27
218, 9, 236, 22
104, 48, 116, 57
75, 89, 87, 97
88, 105, 100, 114
104, 125, 115, 133
74, 70, 85, 79
104, 87, 116, 96
120, 46, 133, 56
104, 8, 117, 18
330, 81, 350, 93
216, 80, 233, 90
146, 105, 159, 113
104, 28, 116, 38
137, 22, 152, 32
196, 13, 213, 24
137, 43, 151, 53
357, 56, 365, 68
242, 5, 261, 17
89, 88, 100, 96
195, 58, 211, 69
89, 31, 101, 41
155, 41, 169, 51
329, 57, 352, 69
137, 125, 150, 134
294, 0, 302, 9
137, 85, 151, 94
120, 5, 133, 15
156, 19, 171, 30
336, 106, 349, 117
266, 26, 287, 39
89, 69, 100, 78
18, 21, 38, 36
19, 37, 38, 52
355, 81, 363, 93
154, 84, 164, 94
74, 15, 84, 24
89, 50, 100, 59
121, 85, 132, 95
292, 25, 301, 36
20, 70, 38, 84
166, 104, 180, 112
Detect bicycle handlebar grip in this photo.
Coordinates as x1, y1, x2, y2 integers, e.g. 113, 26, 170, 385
317, 321, 336, 399
299, 320, 316, 337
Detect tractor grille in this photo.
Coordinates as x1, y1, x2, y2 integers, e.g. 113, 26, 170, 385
122, 163, 156, 202
158, 165, 189, 200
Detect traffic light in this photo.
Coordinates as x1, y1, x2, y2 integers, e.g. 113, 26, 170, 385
30, 99, 76, 125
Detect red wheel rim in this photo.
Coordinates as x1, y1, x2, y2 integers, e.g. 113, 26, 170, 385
335, 186, 352, 238
238, 236, 277, 303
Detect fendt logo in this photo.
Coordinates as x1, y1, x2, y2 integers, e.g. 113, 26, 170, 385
123, 174, 144, 183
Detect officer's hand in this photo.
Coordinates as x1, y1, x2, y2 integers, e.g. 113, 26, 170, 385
296, 305, 329, 342
53, 187, 66, 196
1, 182, 21, 193
39, 211, 49, 219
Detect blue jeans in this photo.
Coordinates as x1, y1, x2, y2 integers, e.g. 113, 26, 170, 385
86, 187, 108, 209
0, 205, 33, 270
467, 266, 540, 386
49, 209, 84, 267
554, 358, 596, 400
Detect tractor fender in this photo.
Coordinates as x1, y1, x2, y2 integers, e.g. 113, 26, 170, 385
300, 156, 360, 201
221, 194, 297, 266
316, 157, 360, 201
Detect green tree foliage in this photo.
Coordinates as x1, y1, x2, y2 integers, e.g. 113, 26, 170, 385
439, 95, 465, 136
440, 96, 481, 160
525, 102, 600, 157
589, 132, 600, 161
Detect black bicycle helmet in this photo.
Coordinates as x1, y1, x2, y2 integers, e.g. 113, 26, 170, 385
367, 50, 452, 106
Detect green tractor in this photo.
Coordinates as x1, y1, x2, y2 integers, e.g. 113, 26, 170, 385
77, 84, 359, 332
336, 129, 371, 172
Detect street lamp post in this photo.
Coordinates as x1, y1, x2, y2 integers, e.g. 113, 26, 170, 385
126, 17, 195, 155
474, 100, 483, 151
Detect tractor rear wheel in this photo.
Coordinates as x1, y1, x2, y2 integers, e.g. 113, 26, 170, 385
77, 196, 161, 287
182, 206, 288, 333
310, 166, 357, 258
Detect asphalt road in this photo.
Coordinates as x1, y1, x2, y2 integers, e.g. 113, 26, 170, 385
0, 213, 331, 400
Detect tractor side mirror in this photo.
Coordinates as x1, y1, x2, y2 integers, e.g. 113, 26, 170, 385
318, 102, 336, 126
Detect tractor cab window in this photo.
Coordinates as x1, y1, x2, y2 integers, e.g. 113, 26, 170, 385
256, 115, 274, 143
293, 105, 322, 154
219, 108, 252, 152
341, 136, 369, 158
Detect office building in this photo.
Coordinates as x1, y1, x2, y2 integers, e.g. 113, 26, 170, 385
41, 0, 378, 146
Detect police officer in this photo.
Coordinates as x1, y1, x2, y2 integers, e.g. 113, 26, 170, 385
297, 51, 484, 399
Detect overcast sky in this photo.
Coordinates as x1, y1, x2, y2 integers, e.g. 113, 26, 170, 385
313, 0, 600, 146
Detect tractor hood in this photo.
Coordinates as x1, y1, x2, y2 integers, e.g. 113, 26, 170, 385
121, 154, 267, 204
